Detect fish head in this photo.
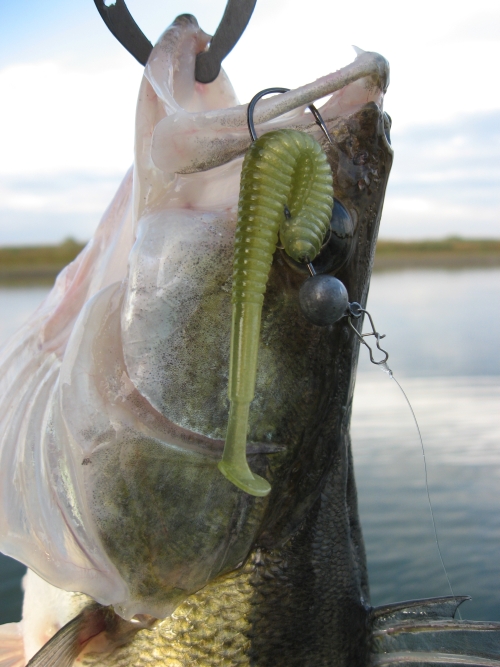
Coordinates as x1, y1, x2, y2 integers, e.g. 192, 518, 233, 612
0, 14, 392, 622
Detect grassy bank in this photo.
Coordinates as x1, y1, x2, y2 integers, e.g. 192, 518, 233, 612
373, 238, 500, 271
0, 239, 85, 284
0, 238, 499, 284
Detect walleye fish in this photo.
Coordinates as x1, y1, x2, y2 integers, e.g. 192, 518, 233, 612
1, 13, 500, 667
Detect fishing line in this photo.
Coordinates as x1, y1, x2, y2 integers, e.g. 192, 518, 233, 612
380, 362, 460, 616
349, 305, 460, 614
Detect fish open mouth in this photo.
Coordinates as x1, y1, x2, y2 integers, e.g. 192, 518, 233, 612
0, 13, 391, 621
8, 10, 500, 667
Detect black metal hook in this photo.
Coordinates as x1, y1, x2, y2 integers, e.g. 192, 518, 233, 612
94, 0, 153, 66
246, 87, 335, 276
246, 87, 334, 144
93, 0, 257, 83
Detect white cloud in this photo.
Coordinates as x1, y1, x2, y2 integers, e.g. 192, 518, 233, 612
0, 209, 103, 245
0, 59, 138, 243
0, 171, 125, 244
0, 0, 499, 243
379, 111, 500, 238
385, 198, 434, 214
449, 9, 500, 41
0, 61, 140, 175
0, 172, 123, 214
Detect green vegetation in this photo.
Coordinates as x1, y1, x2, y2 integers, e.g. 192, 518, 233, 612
374, 237, 500, 271
376, 237, 500, 254
0, 237, 498, 285
0, 238, 85, 284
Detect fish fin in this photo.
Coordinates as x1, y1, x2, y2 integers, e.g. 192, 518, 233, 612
0, 622, 25, 667
371, 596, 500, 666
25, 603, 156, 667
25, 603, 108, 667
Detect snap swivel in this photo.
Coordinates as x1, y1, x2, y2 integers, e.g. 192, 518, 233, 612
347, 302, 389, 365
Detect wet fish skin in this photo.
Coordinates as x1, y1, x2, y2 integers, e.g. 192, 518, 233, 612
0, 14, 393, 666
74, 102, 393, 667
12, 14, 500, 667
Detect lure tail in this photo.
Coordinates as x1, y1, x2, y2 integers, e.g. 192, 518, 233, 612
218, 129, 333, 496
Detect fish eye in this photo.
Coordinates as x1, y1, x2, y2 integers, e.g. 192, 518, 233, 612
280, 198, 355, 276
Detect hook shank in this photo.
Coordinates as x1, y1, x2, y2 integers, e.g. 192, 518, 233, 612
247, 87, 334, 144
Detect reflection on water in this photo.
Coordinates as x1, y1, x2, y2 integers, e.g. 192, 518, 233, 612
351, 268, 500, 620
0, 269, 499, 624
353, 375, 500, 620
353, 376, 500, 466
358, 268, 500, 377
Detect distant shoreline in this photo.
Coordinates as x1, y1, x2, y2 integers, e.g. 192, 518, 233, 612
0, 238, 499, 284
373, 238, 500, 271
0, 239, 85, 285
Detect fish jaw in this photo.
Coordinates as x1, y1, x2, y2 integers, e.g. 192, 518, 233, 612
0, 12, 392, 644
136, 15, 389, 211
148, 48, 389, 176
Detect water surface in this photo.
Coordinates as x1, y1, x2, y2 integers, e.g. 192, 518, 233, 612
0, 269, 499, 623
353, 375, 500, 620
354, 268, 500, 620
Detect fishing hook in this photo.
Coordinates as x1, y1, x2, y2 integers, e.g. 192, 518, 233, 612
93, 0, 257, 83
347, 302, 389, 365
247, 87, 334, 145
246, 87, 334, 267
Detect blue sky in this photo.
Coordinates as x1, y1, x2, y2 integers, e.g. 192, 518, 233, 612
0, 0, 499, 244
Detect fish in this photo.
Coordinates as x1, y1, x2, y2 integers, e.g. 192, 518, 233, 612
1, 12, 500, 667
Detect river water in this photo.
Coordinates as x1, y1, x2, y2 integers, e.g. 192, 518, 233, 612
0, 268, 499, 624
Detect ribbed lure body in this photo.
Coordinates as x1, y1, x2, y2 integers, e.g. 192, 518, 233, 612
218, 129, 334, 496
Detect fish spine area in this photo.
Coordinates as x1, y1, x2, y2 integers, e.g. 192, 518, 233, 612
219, 129, 334, 496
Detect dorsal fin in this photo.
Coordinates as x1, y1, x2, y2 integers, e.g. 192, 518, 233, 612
373, 596, 471, 625
371, 596, 500, 666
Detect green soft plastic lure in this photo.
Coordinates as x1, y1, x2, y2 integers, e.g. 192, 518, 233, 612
218, 129, 334, 496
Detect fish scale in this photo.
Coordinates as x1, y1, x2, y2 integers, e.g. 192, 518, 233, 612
80, 564, 254, 666
78, 423, 369, 667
